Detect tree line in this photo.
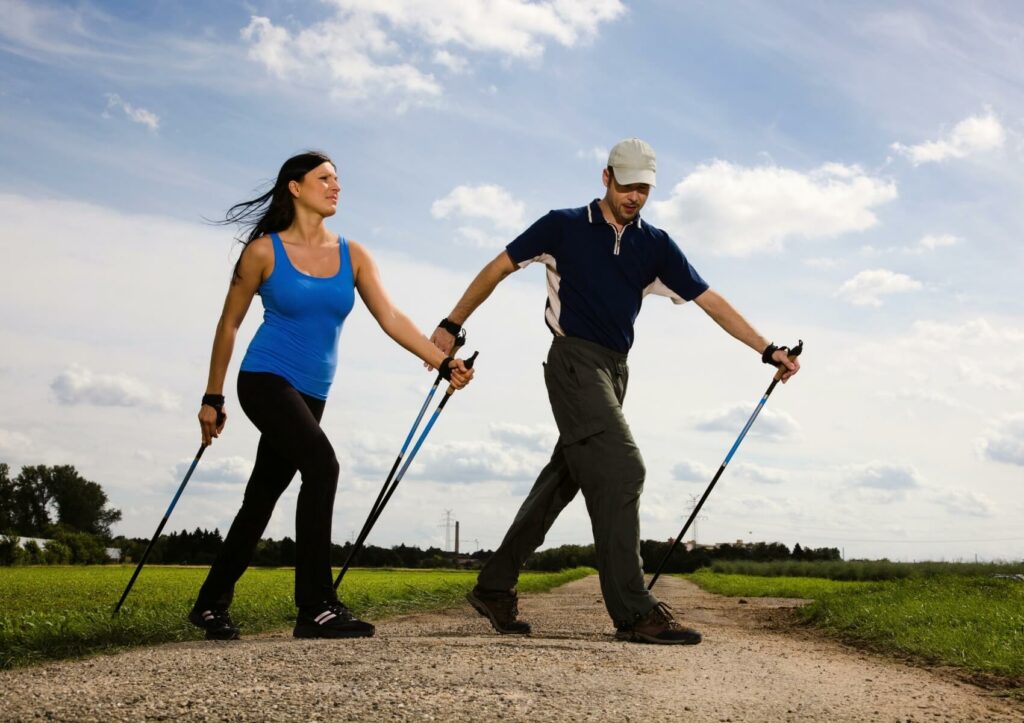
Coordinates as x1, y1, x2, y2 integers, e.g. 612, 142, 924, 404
526, 540, 842, 574
109, 527, 492, 569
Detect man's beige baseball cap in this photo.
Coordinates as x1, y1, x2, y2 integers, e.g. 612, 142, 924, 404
607, 137, 656, 187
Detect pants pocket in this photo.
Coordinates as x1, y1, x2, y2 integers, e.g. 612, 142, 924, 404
544, 348, 607, 446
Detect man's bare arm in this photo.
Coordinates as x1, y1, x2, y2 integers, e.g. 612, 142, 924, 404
430, 251, 518, 354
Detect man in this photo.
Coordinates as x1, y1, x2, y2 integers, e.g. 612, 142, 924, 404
431, 138, 800, 645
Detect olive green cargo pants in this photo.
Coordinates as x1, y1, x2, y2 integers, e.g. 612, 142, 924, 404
477, 336, 658, 626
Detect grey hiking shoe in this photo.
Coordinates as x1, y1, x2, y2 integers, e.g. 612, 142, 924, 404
188, 606, 241, 641
467, 586, 531, 634
294, 601, 375, 639
618, 602, 702, 645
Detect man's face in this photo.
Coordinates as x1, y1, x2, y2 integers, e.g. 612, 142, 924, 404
602, 168, 651, 225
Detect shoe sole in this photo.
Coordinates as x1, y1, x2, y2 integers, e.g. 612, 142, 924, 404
626, 630, 702, 646
465, 591, 530, 635
188, 613, 241, 641
204, 630, 241, 641
293, 625, 375, 639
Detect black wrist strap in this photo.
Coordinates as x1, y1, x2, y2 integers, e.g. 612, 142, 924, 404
438, 317, 463, 336
201, 393, 225, 410
762, 343, 788, 365
438, 356, 454, 381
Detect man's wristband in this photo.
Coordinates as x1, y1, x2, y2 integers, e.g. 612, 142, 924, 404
438, 317, 463, 336
201, 393, 225, 409
761, 343, 788, 365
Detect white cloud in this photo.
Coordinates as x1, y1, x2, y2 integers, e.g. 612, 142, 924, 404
241, 15, 441, 102
0, 429, 33, 456
577, 146, 608, 163
336, 0, 625, 57
693, 404, 800, 441
50, 365, 180, 411
976, 414, 1024, 467
843, 462, 924, 504
175, 455, 253, 486
835, 268, 923, 307
648, 161, 897, 256
892, 109, 1006, 164
432, 184, 527, 231
433, 50, 468, 73
411, 440, 543, 482
452, 226, 509, 249
930, 489, 995, 518
802, 257, 843, 270
241, 1, 625, 101
735, 463, 787, 485
671, 460, 713, 482
488, 422, 557, 453
104, 93, 160, 131
918, 233, 959, 251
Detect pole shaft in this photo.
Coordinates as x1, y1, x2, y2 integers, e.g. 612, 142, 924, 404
334, 393, 451, 589
647, 378, 780, 590
113, 444, 207, 615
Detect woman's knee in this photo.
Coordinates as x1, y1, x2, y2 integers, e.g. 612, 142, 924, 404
301, 434, 340, 484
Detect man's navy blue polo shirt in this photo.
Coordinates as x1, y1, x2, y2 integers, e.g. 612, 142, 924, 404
505, 199, 709, 354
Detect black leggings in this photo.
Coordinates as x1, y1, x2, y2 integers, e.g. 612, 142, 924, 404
195, 372, 340, 609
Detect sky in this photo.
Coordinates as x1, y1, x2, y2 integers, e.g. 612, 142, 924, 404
1, 0, 1022, 562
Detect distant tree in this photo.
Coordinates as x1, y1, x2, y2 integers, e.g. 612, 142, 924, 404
44, 465, 122, 537
0, 535, 26, 566
0, 464, 16, 534
42, 540, 72, 564
792, 542, 805, 560
54, 529, 108, 564
10, 465, 54, 536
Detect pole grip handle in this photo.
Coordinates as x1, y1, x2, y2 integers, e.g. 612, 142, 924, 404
772, 339, 803, 381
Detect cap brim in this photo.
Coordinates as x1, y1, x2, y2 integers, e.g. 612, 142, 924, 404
612, 168, 656, 187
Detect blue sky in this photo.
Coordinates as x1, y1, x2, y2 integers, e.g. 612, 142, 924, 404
2, 0, 1022, 561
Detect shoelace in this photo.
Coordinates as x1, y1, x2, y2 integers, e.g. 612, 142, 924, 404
325, 602, 355, 621
206, 609, 235, 625
651, 601, 680, 628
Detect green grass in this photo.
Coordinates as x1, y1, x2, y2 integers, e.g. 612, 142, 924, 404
709, 559, 1024, 581
686, 571, 1024, 680
0, 565, 594, 670
688, 569, 868, 599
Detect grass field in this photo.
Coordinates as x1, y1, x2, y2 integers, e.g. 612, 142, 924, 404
0, 566, 593, 670
688, 570, 1024, 680
708, 559, 1024, 581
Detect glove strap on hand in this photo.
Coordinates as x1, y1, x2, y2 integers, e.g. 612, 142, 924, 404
438, 356, 455, 381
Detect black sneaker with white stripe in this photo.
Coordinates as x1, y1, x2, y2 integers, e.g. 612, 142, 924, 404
293, 601, 375, 639
188, 606, 241, 641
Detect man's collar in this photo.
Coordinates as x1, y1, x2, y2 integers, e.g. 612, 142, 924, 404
588, 198, 644, 229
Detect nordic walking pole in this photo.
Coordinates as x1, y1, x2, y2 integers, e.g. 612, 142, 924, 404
113, 411, 224, 615
335, 331, 466, 580
335, 351, 478, 589
647, 341, 803, 591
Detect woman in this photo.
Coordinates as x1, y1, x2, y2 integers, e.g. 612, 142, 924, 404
189, 151, 473, 641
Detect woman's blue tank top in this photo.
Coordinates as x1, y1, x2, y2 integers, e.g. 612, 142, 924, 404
239, 232, 355, 399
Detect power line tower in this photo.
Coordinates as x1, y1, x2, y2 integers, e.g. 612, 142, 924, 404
689, 494, 708, 547
440, 509, 454, 551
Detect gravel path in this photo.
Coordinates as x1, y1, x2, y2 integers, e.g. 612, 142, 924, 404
1, 575, 1020, 722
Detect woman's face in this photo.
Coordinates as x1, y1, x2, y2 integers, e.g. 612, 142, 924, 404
291, 161, 340, 217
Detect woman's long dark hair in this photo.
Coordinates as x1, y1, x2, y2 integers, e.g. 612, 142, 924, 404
223, 150, 335, 244
218, 151, 334, 280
